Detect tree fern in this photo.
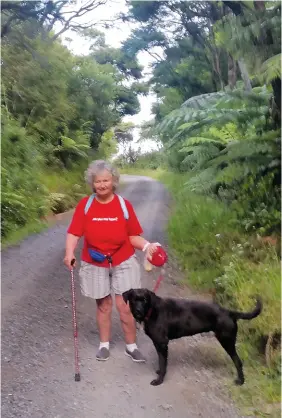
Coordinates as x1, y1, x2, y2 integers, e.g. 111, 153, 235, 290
53, 135, 90, 165
183, 167, 219, 194
209, 137, 279, 166
260, 54, 282, 84
180, 143, 221, 171
181, 88, 270, 108
159, 88, 271, 145
184, 135, 280, 198
180, 137, 224, 147
214, 161, 270, 185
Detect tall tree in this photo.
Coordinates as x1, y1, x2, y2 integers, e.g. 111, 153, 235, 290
1, 0, 114, 40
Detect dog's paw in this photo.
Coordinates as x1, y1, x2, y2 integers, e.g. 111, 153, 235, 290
235, 378, 244, 386
150, 378, 163, 386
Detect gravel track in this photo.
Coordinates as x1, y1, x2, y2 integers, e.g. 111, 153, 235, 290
2, 175, 243, 418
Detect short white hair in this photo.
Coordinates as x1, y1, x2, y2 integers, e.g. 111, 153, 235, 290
84, 160, 120, 192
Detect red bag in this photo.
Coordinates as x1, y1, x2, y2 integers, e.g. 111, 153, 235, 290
149, 246, 168, 267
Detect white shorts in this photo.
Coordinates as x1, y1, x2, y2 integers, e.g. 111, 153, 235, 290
79, 255, 141, 300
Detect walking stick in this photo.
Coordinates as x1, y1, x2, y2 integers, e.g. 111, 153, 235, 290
70, 258, 81, 382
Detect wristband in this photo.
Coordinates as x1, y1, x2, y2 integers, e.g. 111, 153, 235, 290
142, 242, 150, 252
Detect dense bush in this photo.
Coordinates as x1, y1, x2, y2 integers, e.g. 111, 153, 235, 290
156, 171, 281, 409
1, 113, 49, 237
1, 9, 144, 242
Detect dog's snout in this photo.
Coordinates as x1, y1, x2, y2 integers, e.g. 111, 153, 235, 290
134, 302, 145, 317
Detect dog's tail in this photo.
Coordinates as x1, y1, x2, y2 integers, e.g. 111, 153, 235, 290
229, 297, 262, 320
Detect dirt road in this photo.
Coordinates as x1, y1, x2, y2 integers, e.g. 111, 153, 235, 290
2, 175, 242, 418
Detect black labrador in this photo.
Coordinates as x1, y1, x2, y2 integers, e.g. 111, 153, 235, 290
123, 288, 262, 386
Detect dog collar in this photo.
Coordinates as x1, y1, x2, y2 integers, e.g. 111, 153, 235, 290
144, 308, 153, 321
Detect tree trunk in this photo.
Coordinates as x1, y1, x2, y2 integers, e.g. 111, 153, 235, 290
272, 77, 281, 111
213, 48, 225, 90
254, 1, 265, 11
228, 54, 237, 90
237, 59, 252, 91
271, 77, 281, 128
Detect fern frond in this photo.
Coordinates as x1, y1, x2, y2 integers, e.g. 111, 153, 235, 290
159, 88, 271, 143
168, 107, 268, 146
179, 137, 225, 147
184, 167, 218, 194
181, 88, 270, 109
214, 161, 271, 185
181, 143, 221, 170
260, 54, 282, 84
53, 135, 90, 159
212, 140, 277, 163
215, 163, 250, 185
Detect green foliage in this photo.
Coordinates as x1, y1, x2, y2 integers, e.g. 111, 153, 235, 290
1, 10, 145, 242
122, 1, 282, 413
156, 87, 280, 235
260, 53, 282, 85
216, 247, 280, 339
160, 87, 271, 142
231, 172, 281, 235
1, 114, 49, 237
53, 135, 90, 167
214, 3, 281, 79
180, 142, 221, 171
157, 171, 281, 413
122, 27, 166, 57
113, 122, 135, 146
49, 193, 72, 214
97, 130, 118, 160
115, 150, 166, 171
93, 46, 143, 79
152, 88, 185, 123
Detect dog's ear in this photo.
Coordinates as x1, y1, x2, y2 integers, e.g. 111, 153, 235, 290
147, 290, 158, 307
122, 289, 134, 304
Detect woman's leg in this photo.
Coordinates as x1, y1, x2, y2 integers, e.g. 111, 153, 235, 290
95, 294, 112, 361
115, 295, 136, 344
112, 256, 145, 362
79, 261, 112, 360
96, 294, 113, 342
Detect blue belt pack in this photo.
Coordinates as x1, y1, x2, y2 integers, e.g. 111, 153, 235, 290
88, 249, 109, 263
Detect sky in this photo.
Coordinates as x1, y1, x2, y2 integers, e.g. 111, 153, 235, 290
55, 0, 160, 154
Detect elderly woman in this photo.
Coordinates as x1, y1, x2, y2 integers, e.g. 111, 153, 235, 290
64, 160, 158, 362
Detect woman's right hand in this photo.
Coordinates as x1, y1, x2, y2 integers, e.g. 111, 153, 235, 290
64, 254, 76, 270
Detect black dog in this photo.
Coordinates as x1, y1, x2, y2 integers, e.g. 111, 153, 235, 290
123, 288, 262, 386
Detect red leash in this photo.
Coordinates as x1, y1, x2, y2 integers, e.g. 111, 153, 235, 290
152, 272, 165, 293
145, 273, 164, 321
145, 268, 165, 321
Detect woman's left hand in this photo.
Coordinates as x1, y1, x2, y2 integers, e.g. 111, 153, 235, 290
146, 242, 161, 261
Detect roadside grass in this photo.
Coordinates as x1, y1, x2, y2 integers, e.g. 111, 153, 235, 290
121, 167, 281, 417
222, 254, 281, 417
39, 166, 89, 195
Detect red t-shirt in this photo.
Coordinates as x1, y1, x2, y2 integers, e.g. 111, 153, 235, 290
67, 194, 143, 267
